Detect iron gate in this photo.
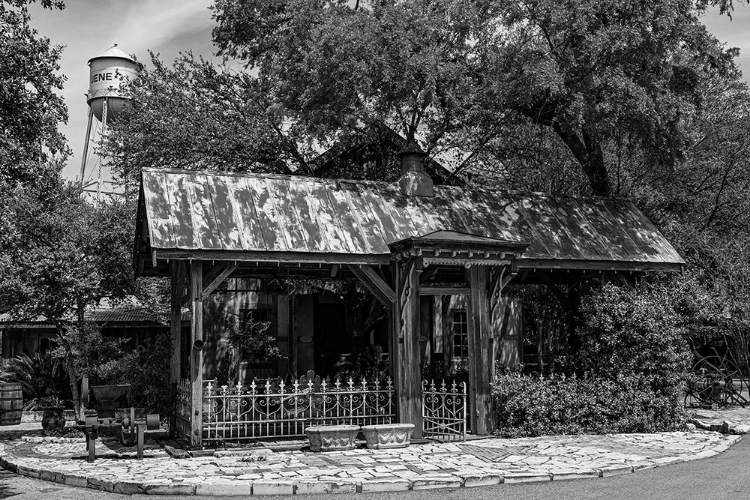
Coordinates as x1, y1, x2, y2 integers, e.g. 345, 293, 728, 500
422, 380, 467, 441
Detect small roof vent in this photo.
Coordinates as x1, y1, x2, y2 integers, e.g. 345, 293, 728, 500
397, 140, 433, 197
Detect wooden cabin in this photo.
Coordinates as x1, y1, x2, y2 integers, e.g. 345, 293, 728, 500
0, 307, 187, 364
134, 145, 684, 446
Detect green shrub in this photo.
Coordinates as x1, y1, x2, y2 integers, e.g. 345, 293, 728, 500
0, 352, 71, 409
492, 370, 686, 437
576, 283, 692, 400
493, 283, 691, 437
89, 331, 173, 422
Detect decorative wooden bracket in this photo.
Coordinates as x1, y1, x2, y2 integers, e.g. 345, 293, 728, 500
419, 266, 438, 285
200, 263, 238, 301
347, 264, 396, 307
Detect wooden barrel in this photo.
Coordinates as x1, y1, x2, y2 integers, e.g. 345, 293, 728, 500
0, 383, 23, 426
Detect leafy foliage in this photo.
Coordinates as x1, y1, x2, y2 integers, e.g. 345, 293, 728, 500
0, 182, 137, 322
334, 344, 389, 382
0, 0, 68, 186
59, 324, 129, 383
0, 352, 70, 409
89, 331, 174, 419
213, 0, 490, 166
492, 283, 691, 437
211, 0, 742, 195
0, 179, 144, 416
223, 312, 281, 365
576, 283, 692, 396
474, 0, 740, 195
492, 370, 687, 437
104, 52, 294, 193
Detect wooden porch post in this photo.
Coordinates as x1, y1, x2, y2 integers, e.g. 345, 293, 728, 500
189, 260, 203, 447
169, 261, 185, 383
468, 266, 493, 435
392, 259, 423, 438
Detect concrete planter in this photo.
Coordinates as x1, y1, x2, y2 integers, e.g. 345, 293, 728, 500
361, 423, 415, 449
305, 425, 359, 452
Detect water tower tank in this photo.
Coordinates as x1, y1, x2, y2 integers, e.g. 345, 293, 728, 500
87, 44, 138, 122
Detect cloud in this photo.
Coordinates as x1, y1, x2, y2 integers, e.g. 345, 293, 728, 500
110, 0, 214, 61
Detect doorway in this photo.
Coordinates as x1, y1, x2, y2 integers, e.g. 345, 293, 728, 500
314, 302, 350, 377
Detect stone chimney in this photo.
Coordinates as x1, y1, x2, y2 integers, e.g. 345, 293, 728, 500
397, 139, 434, 197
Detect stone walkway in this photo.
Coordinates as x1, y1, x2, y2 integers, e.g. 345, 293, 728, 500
690, 407, 750, 433
0, 420, 743, 496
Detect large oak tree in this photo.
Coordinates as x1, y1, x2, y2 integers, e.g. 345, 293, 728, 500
212, 0, 743, 196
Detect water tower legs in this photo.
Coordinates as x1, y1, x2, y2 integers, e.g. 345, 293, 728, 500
79, 106, 93, 187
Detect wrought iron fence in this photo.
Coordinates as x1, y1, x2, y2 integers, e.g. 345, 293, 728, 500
175, 378, 192, 438
201, 377, 395, 444
422, 379, 467, 441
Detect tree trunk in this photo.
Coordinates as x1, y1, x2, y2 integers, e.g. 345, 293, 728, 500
55, 323, 82, 421
552, 121, 611, 196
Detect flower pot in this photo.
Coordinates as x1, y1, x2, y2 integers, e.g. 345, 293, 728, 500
41, 407, 66, 433
361, 423, 415, 449
305, 425, 359, 452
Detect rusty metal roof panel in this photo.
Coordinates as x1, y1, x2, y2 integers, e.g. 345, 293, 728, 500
323, 180, 371, 254
206, 174, 242, 250
224, 175, 264, 250
266, 177, 309, 252
138, 169, 684, 268
340, 181, 389, 254
141, 170, 175, 248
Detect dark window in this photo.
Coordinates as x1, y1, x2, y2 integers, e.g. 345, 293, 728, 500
39, 337, 57, 356
452, 309, 468, 359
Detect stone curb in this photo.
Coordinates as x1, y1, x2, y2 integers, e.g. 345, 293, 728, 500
691, 418, 750, 435
0, 435, 740, 496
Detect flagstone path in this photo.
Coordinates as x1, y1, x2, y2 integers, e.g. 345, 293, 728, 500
0, 421, 741, 496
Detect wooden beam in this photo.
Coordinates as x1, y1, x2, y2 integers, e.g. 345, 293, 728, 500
155, 249, 391, 266
169, 261, 185, 384
419, 266, 438, 284
468, 266, 493, 435
517, 258, 683, 273
347, 264, 396, 306
420, 286, 470, 296
200, 263, 238, 301
330, 264, 339, 279
393, 258, 422, 438
189, 260, 203, 448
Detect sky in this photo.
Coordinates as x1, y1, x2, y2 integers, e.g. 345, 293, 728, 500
27, 1, 750, 183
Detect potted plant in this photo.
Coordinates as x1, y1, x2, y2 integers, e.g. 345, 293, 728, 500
39, 392, 66, 433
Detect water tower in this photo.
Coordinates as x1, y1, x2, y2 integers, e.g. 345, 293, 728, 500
79, 44, 138, 196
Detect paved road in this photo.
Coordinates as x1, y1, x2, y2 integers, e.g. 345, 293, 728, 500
0, 435, 747, 499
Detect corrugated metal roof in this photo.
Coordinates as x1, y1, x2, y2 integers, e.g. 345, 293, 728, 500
1, 307, 190, 328
87, 307, 163, 324
138, 168, 684, 269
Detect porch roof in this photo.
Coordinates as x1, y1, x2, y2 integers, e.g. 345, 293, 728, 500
135, 168, 684, 274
